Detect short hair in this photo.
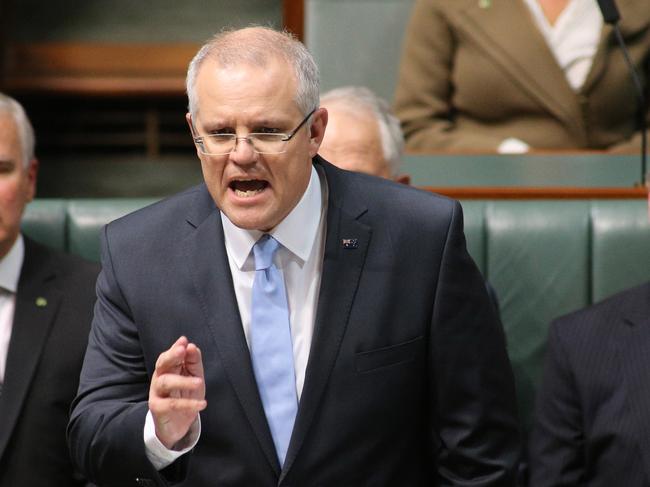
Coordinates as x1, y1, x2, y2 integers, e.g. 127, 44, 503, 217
0, 93, 35, 168
186, 26, 320, 120
321, 86, 405, 176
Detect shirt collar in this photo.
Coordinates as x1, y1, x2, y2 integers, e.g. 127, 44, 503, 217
221, 165, 323, 269
0, 234, 24, 293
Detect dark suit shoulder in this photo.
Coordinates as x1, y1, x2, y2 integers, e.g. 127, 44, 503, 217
549, 281, 650, 356
324, 160, 457, 227
553, 281, 650, 329
107, 183, 209, 234
22, 237, 100, 283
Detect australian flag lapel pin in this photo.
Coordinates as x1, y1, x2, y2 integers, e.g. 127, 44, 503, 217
341, 238, 359, 249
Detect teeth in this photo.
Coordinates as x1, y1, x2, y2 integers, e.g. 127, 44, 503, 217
234, 188, 264, 197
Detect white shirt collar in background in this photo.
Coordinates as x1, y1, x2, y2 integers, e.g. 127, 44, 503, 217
0, 234, 24, 293
0, 234, 25, 382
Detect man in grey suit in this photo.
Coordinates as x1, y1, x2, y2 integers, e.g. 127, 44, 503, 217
0, 93, 98, 486
68, 26, 520, 486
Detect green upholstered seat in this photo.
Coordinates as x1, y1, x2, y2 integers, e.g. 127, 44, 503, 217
484, 201, 592, 430
66, 199, 157, 262
22, 199, 68, 251
591, 200, 650, 302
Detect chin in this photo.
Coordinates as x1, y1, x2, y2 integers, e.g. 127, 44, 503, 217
227, 212, 276, 232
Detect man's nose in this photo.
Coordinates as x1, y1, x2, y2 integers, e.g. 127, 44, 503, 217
229, 136, 257, 164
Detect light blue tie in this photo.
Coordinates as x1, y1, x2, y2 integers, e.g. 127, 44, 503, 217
250, 235, 298, 466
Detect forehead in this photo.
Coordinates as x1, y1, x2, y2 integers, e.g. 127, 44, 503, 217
323, 104, 381, 149
194, 57, 301, 122
0, 113, 21, 158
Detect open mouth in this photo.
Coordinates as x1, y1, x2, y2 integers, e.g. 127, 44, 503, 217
230, 179, 269, 198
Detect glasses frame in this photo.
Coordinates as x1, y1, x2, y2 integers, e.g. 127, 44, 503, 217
192, 108, 317, 156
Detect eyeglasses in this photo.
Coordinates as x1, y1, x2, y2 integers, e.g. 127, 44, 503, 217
192, 108, 316, 156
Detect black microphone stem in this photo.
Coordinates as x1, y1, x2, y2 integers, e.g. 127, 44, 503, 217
612, 25, 647, 186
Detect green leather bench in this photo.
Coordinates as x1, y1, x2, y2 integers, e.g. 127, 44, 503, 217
22, 198, 650, 431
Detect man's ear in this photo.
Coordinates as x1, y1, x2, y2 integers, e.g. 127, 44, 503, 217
25, 158, 39, 202
186, 113, 202, 158
308, 107, 328, 158
186, 113, 196, 135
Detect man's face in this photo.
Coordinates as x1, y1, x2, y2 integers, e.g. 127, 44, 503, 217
319, 103, 391, 179
0, 113, 37, 259
189, 57, 326, 232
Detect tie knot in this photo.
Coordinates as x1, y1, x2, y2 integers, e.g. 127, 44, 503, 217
253, 235, 280, 271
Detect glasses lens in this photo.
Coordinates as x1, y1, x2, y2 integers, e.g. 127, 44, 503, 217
202, 134, 236, 155
250, 133, 288, 154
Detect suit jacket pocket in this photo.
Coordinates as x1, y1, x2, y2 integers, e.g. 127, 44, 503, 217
355, 336, 424, 373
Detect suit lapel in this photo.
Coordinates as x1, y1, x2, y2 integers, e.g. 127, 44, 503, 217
182, 188, 280, 476
618, 284, 650, 480
453, 0, 582, 131
281, 161, 371, 481
0, 240, 62, 460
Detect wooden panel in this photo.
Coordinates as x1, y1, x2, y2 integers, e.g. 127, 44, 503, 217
2, 42, 199, 96
6, 42, 199, 75
283, 0, 304, 41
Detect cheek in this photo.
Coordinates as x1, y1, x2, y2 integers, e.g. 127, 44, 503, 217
0, 182, 25, 224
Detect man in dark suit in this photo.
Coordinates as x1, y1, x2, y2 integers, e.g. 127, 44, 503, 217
0, 93, 99, 486
68, 26, 520, 486
529, 281, 650, 486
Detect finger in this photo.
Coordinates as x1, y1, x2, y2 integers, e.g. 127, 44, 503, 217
153, 374, 204, 398
183, 343, 205, 379
151, 397, 208, 415
154, 336, 189, 375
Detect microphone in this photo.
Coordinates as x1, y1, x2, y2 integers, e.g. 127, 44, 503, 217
596, 0, 647, 186
596, 0, 620, 24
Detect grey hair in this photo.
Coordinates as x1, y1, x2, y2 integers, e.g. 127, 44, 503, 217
321, 86, 404, 176
0, 93, 35, 168
186, 26, 320, 120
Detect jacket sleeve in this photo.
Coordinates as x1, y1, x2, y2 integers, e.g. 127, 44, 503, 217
431, 200, 521, 485
528, 320, 585, 486
67, 225, 188, 487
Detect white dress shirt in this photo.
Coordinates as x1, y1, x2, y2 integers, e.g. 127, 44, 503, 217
0, 235, 25, 383
145, 165, 328, 468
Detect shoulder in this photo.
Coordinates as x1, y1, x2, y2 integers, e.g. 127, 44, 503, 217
323, 159, 457, 219
550, 281, 650, 346
345, 169, 459, 230
23, 237, 100, 283
108, 184, 209, 235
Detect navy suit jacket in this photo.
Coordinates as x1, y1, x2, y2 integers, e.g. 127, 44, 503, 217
0, 238, 98, 487
69, 158, 520, 486
529, 281, 650, 486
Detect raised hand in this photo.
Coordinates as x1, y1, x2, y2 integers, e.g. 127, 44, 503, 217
149, 336, 207, 449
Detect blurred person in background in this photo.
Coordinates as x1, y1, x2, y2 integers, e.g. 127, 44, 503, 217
0, 92, 98, 486
320, 85, 410, 183
394, 0, 649, 153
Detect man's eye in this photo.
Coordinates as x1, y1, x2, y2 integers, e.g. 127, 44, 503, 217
209, 128, 235, 135
255, 127, 281, 134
